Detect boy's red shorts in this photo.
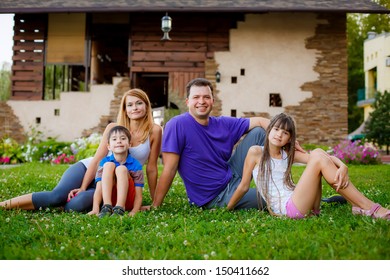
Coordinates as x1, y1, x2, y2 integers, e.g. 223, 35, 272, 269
111, 177, 135, 211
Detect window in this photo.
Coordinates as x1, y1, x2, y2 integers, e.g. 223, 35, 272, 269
269, 93, 282, 107
44, 65, 86, 100
46, 13, 86, 64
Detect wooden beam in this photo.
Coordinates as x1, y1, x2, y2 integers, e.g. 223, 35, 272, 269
131, 66, 204, 73
13, 34, 45, 41
131, 51, 206, 62
131, 41, 208, 52
13, 45, 45, 51
13, 53, 44, 60
11, 74, 43, 81
10, 94, 42, 100
12, 64, 44, 71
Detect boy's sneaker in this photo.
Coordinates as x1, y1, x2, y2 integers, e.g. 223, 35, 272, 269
112, 206, 125, 216
98, 204, 113, 218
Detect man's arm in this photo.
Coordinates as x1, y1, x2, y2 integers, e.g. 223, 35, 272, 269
248, 117, 270, 131
152, 152, 180, 207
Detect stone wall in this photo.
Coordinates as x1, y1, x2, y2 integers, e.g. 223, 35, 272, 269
82, 78, 131, 136
284, 13, 348, 146
0, 101, 26, 143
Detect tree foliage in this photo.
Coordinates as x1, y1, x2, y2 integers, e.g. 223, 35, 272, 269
346, 0, 390, 133
0, 62, 11, 101
364, 91, 390, 154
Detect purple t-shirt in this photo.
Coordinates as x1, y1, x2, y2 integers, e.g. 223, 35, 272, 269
162, 112, 249, 206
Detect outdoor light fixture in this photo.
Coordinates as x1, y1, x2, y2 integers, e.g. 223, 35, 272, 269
161, 13, 172, 41
215, 71, 221, 83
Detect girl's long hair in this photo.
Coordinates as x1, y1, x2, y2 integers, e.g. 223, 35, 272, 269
257, 113, 297, 216
117, 88, 154, 143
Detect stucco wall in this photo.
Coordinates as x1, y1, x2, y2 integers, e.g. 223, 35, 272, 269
215, 13, 320, 117
7, 79, 120, 142
215, 13, 348, 146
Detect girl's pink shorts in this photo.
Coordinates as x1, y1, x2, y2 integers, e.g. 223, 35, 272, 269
286, 197, 305, 219
286, 197, 321, 219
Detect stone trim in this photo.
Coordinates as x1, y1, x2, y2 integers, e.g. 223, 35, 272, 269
0, 101, 26, 144
284, 13, 348, 146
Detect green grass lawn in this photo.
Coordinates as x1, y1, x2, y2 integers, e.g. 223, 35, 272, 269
0, 163, 389, 260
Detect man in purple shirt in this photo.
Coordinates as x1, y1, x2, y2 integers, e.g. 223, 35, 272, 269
153, 78, 270, 210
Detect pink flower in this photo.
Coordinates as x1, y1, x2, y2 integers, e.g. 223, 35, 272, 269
331, 140, 380, 165
0, 157, 11, 164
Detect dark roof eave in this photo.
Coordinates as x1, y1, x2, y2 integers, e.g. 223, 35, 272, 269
1, 7, 389, 14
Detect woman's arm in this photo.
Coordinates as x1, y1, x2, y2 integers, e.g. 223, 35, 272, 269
145, 124, 162, 201
227, 146, 262, 210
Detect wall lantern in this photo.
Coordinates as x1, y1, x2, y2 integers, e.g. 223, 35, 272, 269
161, 13, 172, 41
215, 71, 221, 83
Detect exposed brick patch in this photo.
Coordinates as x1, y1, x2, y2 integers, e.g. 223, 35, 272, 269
284, 13, 348, 146
82, 78, 131, 137
0, 101, 26, 143
247, 14, 348, 147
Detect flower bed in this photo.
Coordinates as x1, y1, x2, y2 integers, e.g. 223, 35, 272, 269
331, 140, 380, 165
0, 133, 101, 165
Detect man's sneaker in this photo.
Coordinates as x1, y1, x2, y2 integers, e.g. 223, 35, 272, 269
98, 204, 113, 218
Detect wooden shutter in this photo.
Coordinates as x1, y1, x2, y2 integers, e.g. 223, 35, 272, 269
46, 13, 86, 64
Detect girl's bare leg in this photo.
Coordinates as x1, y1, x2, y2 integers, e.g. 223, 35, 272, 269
292, 149, 387, 216
115, 166, 129, 208
0, 193, 35, 210
312, 181, 322, 214
101, 162, 115, 206
291, 155, 323, 215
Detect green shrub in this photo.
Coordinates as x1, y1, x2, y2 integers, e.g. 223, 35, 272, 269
0, 137, 25, 164
25, 138, 72, 162
364, 91, 390, 155
1, 125, 76, 164
70, 133, 101, 161
0, 66, 11, 101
